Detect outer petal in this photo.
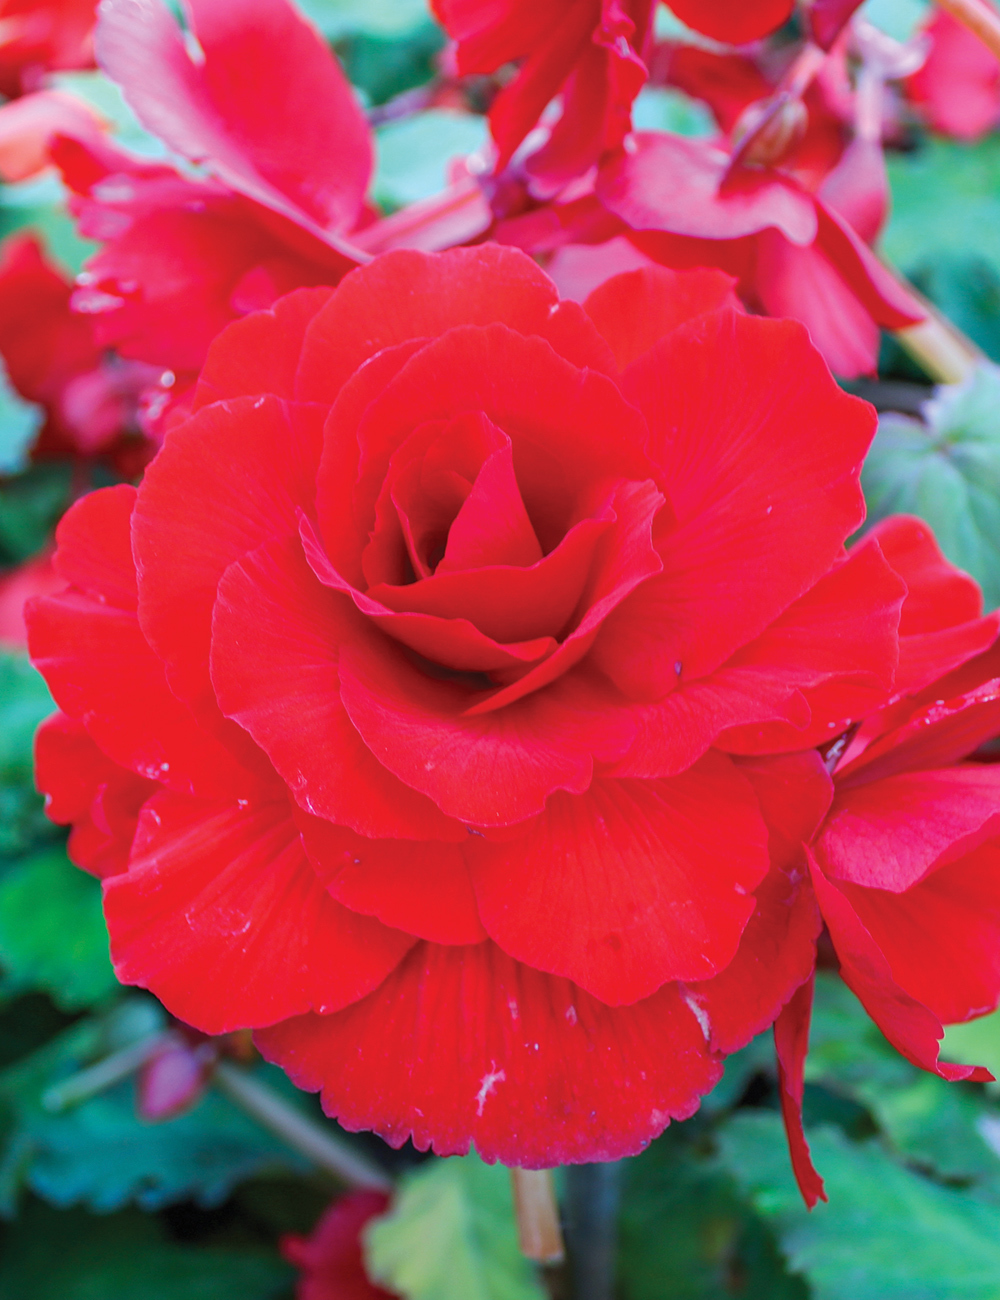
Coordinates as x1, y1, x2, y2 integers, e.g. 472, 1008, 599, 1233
597, 134, 818, 246
818, 766, 1000, 892
774, 975, 826, 1209
808, 852, 991, 1081
295, 246, 603, 405
297, 812, 486, 945
619, 310, 875, 685
685, 751, 830, 1054
104, 793, 414, 1034
667, 0, 794, 45
468, 756, 767, 1005
133, 395, 324, 713
256, 940, 722, 1167
712, 539, 906, 755
753, 227, 881, 380
583, 265, 740, 370
35, 712, 154, 879
836, 843, 1000, 1027
28, 486, 255, 799
194, 286, 335, 409
866, 514, 999, 696
95, 0, 371, 234
210, 534, 466, 841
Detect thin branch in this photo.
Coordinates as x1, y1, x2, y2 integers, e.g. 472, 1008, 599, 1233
41, 1031, 176, 1112
212, 1060, 392, 1192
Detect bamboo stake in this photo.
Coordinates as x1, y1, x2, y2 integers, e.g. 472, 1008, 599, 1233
937, 0, 1000, 61
509, 1168, 565, 1264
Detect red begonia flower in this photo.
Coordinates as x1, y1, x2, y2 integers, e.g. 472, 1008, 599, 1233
35, 0, 374, 391
282, 1192, 395, 1300
0, 231, 158, 462
596, 132, 925, 376
0, 0, 96, 98
432, 0, 655, 180
30, 246, 913, 1165
907, 5, 1000, 140
759, 525, 1000, 1205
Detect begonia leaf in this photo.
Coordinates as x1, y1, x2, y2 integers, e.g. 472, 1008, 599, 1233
297, 0, 430, 40
619, 1129, 807, 1300
807, 975, 1000, 1186
0, 464, 73, 565
0, 652, 53, 788
0, 845, 118, 1009
0, 653, 62, 860
0, 1198, 292, 1299
862, 364, 1000, 609
364, 1152, 546, 1300
717, 1114, 1000, 1300
0, 363, 42, 478
0, 1015, 310, 1212
339, 23, 446, 106
630, 86, 715, 138
863, 0, 931, 42
0, 175, 99, 275
884, 136, 1000, 360
374, 110, 488, 212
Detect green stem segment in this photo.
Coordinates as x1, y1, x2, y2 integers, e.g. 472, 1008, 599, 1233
213, 1061, 392, 1191
565, 1163, 622, 1300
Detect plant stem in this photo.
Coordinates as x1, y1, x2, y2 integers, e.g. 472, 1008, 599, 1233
893, 311, 983, 385
41, 1031, 175, 1111
213, 1061, 392, 1191
564, 1162, 622, 1300
509, 1168, 566, 1264
937, 0, 1000, 61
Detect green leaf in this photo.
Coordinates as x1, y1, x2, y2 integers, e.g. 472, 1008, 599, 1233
297, 0, 431, 40
860, 0, 930, 41
619, 1129, 808, 1300
807, 973, 1000, 1184
0, 363, 42, 478
717, 1113, 1000, 1300
0, 1198, 293, 1300
47, 72, 174, 161
884, 137, 1000, 362
631, 87, 716, 137
0, 1010, 310, 1213
0, 846, 118, 1010
0, 652, 58, 863
0, 463, 73, 565
0, 652, 53, 786
861, 363, 1000, 609
374, 110, 489, 211
364, 1152, 546, 1300
0, 176, 99, 276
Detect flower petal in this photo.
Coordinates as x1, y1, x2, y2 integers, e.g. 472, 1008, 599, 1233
298, 812, 486, 945
104, 793, 414, 1033
583, 265, 739, 370
468, 755, 767, 1005
256, 939, 722, 1166
211, 533, 466, 841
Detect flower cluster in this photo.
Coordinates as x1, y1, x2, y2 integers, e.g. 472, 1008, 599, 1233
9, 0, 1000, 1203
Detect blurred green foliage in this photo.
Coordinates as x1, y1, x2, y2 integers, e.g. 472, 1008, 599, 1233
862, 363, 1000, 608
